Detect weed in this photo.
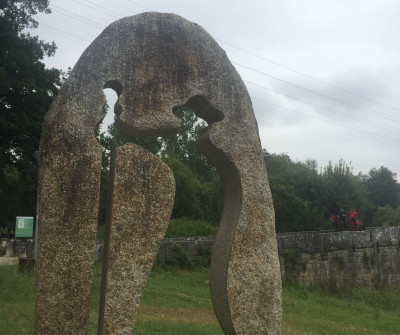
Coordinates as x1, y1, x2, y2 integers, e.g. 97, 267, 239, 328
1, 265, 400, 334
283, 250, 300, 271
283, 251, 299, 264
167, 244, 194, 270
333, 256, 345, 270
197, 244, 212, 267
165, 218, 217, 238
363, 251, 375, 269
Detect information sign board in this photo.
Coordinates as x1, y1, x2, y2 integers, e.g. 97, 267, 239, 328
15, 216, 34, 238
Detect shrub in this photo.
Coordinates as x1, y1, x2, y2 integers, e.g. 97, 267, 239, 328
197, 244, 212, 267
167, 244, 194, 270
165, 218, 217, 238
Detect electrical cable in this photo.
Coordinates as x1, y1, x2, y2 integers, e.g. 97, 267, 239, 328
219, 38, 400, 113
49, 0, 399, 117
70, 0, 123, 19
78, 0, 125, 18
49, 7, 106, 29
251, 97, 400, 143
36, 3, 400, 143
38, 22, 91, 42
124, 0, 154, 12
37, 21, 400, 142
235, 62, 400, 123
245, 81, 400, 133
49, 0, 400, 118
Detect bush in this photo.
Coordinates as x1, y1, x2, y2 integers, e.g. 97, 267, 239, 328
372, 205, 400, 226
343, 286, 400, 311
167, 244, 194, 270
165, 218, 217, 238
197, 244, 212, 267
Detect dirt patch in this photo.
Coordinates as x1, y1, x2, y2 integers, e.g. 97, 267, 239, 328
0, 257, 18, 266
137, 305, 219, 325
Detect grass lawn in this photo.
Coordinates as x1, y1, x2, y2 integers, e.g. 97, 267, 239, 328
1, 263, 399, 334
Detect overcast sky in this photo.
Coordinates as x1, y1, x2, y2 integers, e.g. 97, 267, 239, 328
30, 0, 400, 179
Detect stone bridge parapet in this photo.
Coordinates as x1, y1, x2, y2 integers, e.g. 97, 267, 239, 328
2, 227, 399, 289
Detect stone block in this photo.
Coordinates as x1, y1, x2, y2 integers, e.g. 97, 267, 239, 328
98, 144, 175, 335
5, 240, 15, 257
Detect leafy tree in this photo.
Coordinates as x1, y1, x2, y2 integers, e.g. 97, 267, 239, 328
163, 157, 222, 223
161, 107, 217, 182
264, 151, 329, 232
263, 153, 399, 231
0, 0, 61, 227
366, 167, 400, 209
95, 105, 222, 226
372, 205, 400, 227
0, 0, 51, 31
161, 107, 222, 223
321, 160, 371, 217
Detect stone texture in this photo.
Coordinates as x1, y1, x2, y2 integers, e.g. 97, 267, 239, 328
98, 143, 175, 335
278, 227, 400, 289
36, 12, 281, 335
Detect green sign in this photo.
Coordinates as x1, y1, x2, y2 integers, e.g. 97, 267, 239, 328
15, 216, 34, 238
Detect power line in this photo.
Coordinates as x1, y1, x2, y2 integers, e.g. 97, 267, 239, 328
252, 97, 400, 143
70, 0, 123, 19
124, 0, 154, 12
36, 5, 400, 143
50, 6, 106, 29
49, 1, 400, 119
38, 22, 91, 42
79, 0, 124, 18
219, 38, 400, 113
245, 81, 400, 134
235, 61, 400, 123
50, 0, 399, 118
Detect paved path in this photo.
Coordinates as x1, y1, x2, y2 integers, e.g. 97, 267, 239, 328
0, 257, 18, 265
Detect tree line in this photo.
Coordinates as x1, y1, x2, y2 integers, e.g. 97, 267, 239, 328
264, 152, 400, 231
97, 108, 400, 233
95, 107, 223, 230
0, 0, 63, 232
1, 1, 399, 235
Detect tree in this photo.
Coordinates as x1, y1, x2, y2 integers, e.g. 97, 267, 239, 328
161, 107, 216, 182
96, 105, 222, 226
264, 151, 329, 232
0, 0, 62, 227
321, 160, 371, 214
372, 205, 400, 227
366, 166, 400, 209
159, 107, 222, 222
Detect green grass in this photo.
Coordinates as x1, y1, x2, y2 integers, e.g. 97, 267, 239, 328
0, 265, 35, 334
141, 266, 213, 310
134, 319, 222, 334
282, 283, 400, 335
97, 218, 218, 241
1, 263, 400, 334
164, 218, 217, 238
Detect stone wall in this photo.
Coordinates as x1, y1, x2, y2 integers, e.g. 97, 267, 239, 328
277, 227, 400, 289
156, 227, 400, 289
3, 227, 400, 289
157, 236, 214, 263
1, 238, 34, 258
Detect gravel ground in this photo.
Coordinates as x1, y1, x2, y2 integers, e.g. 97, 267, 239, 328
0, 257, 18, 265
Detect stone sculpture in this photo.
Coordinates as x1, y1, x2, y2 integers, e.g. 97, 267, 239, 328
35, 12, 281, 335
